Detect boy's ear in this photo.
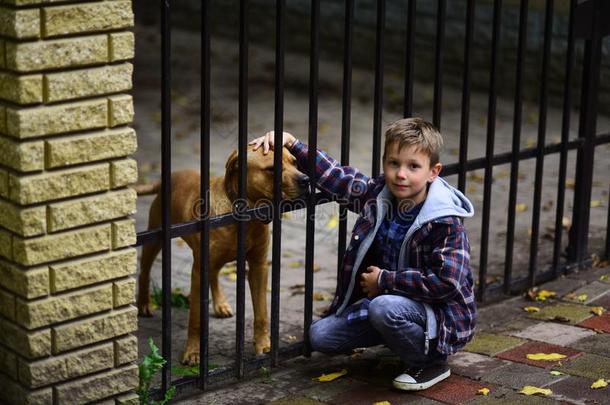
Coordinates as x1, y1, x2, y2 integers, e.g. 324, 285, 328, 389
428, 162, 442, 183
224, 149, 239, 201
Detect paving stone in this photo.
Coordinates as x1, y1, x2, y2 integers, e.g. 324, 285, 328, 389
495, 341, 582, 369
546, 375, 610, 404
267, 395, 328, 405
447, 352, 510, 381
509, 321, 597, 346
465, 387, 525, 404
560, 353, 610, 380
562, 282, 610, 305
528, 303, 594, 325
414, 375, 487, 405
297, 378, 367, 403
566, 266, 610, 283
568, 333, 610, 357
328, 384, 438, 405
540, 276, 588, 298
481, 362, 568, 390
486, 317, 541, 335
589, 292, 610, 309
468, 392, 562, 404
476, 296, 530, 330
463, 333, 526, 357
577, 312, 610, 333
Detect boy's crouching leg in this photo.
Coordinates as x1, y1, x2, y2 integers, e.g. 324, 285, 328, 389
309, 311, 382, 355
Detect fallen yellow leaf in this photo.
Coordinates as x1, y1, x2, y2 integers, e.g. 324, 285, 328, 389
326, 215, 339, 229
535, 290, 557, 301
228, 273, 237, 282
520, 386, 552, 396
600, 275, 609, 281
312, 369, 348, 382
550, 370, 564, 376
373, 402, 392, 405
577, 294, 588, 302
565, 178, 575, 189
526, 353, 567, 361
591, 379, 608, 389
524, 306, 541, 313
288, 261, 302, 268
591, 200, 603, 208
477, 388, 490, 396
516, 203, 528, 213
591, 307, 605, 316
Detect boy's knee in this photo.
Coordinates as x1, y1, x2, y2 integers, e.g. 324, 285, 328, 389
308, 319, 336, 353
368, 295, 422, 330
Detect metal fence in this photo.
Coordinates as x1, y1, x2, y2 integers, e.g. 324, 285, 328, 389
135, 0, 610, 399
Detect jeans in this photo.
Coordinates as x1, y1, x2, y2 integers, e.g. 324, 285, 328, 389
309, 295, 446, 367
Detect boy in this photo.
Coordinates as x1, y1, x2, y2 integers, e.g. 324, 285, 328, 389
249, 118, 476, 391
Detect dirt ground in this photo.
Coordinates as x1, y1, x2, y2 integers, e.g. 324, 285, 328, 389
131, 25, 610, 378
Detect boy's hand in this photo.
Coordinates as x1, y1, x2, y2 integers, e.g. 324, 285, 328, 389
360, 266, 381, 298
249, 131, 297, 155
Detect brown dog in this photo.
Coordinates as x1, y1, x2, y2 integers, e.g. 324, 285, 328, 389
136, 147, 308, 365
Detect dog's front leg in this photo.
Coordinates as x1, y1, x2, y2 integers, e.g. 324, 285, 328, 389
183, 258, 202, 366
247, 258, 271, 355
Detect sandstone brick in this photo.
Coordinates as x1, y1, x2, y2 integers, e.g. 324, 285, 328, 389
18, 343, 113, 388
50, 248, 136, 293
0, 374, 52, 405
0, 227, 12, 260
108, 94, 134, 127
7, 0, 67, 5
46, 127, 137, 168
114, 335, 137, 366
113, 278, 135, 308
12, 224, 111, 266
109, 32, 135, 62
0, 318, 51, 359
0, 344, 18, 379
6, 98, 107, 139
0, 72, 43, 104
0, 260, 49, 299
44, 63, 133, 103
0, 200, 46, 237
52, 306, 137, 353
0, 288, 16, 320
112, 218, 136, 249
110, 158, 138, 188
5, 35, 108, 72
9, 163, 109, 204
42, 1, 134, 38
16, 284, 113, 329
0, 7, 40, 39
54, 364, 138, 404
0, 105, 6, 135
0, 136, 44, 172
116, 393, 139, 405
0, 39, 5, 69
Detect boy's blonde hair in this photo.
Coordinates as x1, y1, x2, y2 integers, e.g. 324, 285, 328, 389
383, 117, 443, 166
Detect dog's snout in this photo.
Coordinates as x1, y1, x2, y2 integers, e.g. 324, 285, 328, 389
297, 175, 310, 189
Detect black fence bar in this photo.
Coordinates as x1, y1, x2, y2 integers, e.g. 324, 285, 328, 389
303, 0, 320, 357
337, 0, 354, 282
160, 0, 173, 393
271, 0, 286, 367
371, 0, 385, 177
568, 0, 604, 266
235, 0, 249, 379
528, 0, 554, 287
477, 0, 502, 300
503, 0, 528, 294
457, 0, 474, 193
198, 0, 211, 390
432, 0, 446, 129
403, 0, 416, 118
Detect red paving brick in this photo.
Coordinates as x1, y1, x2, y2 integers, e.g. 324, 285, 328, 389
577, 312, 610, 333
415, 374, 488, 404
495, 341, 582, 369
327, 384, 424, 405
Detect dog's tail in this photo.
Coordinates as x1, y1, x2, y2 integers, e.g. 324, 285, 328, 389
131, 180, 162, 196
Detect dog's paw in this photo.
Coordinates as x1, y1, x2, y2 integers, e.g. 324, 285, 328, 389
254, 336, 271, 355
137, 302, 155, 317
214, 302, 234, 318
182, 350, 200, 366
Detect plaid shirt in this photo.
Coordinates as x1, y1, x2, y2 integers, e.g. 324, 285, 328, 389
290, 140, 477, 355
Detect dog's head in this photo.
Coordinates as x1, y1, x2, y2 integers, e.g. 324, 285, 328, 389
224, 146, 309, 203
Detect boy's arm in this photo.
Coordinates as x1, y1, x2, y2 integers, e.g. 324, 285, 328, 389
289, 140, 379, 213
377, 220, 471, 303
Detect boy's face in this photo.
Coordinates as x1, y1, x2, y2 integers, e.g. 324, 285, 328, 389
383, 142, 442, 206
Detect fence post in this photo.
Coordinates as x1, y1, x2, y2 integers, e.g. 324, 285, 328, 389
567, 0, 608, 267
0, 1, 139, 403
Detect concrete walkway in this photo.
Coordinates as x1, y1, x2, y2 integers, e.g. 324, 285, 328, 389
179, 264, 610, 405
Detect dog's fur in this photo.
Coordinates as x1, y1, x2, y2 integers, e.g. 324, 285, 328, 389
136, 147, 307, 365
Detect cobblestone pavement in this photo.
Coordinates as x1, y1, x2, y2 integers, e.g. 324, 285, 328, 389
131, 24, 610, 390
178, 265, 610, 405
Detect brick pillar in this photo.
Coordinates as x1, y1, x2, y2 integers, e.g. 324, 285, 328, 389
0, 1, 139, 403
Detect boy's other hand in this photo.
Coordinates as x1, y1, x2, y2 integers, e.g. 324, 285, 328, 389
360, 266, 381, 298
249, 131, 297, 155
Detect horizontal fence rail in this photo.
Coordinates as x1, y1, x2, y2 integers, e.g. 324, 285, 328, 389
141, 0, 610, 399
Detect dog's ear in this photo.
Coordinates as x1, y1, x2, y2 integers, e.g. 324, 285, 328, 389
224, 149, 239, 201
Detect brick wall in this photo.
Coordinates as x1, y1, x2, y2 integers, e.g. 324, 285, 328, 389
0, 1, 139, 403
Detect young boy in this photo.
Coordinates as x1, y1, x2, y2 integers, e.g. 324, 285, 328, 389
250, 118, 476, 391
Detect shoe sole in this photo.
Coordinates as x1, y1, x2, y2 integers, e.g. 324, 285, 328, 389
392, 369, 451, 391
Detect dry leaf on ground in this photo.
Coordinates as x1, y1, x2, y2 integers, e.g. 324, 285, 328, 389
326, 215, 339, 229
524, 306, 541, 313
477, 388, 490, 396
312, 369, 348, 382
520, 386, 552, 396
591, 307, 605, 316
373, 402, 392, 405
550, 371, 564, 376
591, 379, 608, 389
577, 294, 588, 302
516, 203, 528, 213
526, 353, 567, 361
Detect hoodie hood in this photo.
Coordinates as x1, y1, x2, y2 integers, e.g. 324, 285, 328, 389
417, 176, 475, 225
